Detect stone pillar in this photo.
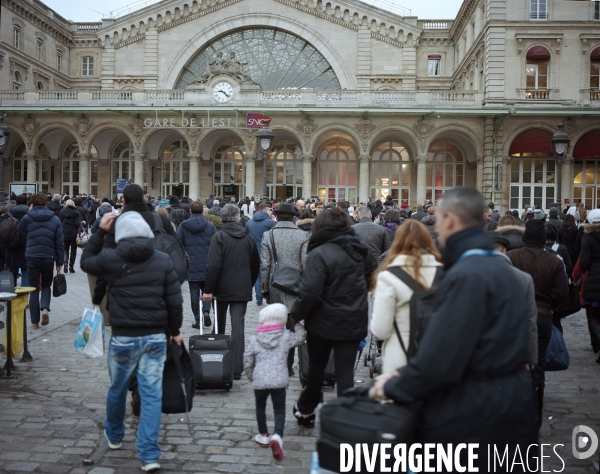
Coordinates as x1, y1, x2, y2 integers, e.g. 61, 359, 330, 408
476, 156, 484, 194
561, 156, 573, 207
79, 154, 91, 195
302, 154, 313, 199
359, 155, 370, 204
245, 154, 256, 200
502, 156, 511, 212
24, 152, 37, 184
188, 153, 200, 200
133, 153, 145, 188
415, 156, 427, 206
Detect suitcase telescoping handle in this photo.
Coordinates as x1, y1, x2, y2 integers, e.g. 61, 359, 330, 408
213, 296, 217, 335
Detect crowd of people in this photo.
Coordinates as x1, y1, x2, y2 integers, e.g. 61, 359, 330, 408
0, 186, 595, 472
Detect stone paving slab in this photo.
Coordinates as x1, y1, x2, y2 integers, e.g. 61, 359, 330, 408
0, 251, 598, 473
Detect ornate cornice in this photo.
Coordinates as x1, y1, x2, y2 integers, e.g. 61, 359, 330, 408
115, 34, 146, 49
275, 0, 358, 31
158, 0, 244, 32
371, 32, 403, 48
4, 0, 72, 46
515, 33, 564, 55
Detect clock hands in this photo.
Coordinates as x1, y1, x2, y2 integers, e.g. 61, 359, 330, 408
217, 90, 231, 98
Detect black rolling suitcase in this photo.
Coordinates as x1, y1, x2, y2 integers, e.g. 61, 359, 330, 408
189, 298, 234, 391
298, 341, 336, 389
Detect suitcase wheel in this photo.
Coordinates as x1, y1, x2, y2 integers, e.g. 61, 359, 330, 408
300, 378, 306, 388
363, 353, 368, 367
369, 365, 374, 379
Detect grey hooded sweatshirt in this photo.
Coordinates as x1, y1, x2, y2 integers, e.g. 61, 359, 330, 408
243, 323, 306, 390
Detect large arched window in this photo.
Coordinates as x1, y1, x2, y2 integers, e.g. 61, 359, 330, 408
573, 130, 600, 208
112, 140, 135, 197
370, 141, 411, 205
12, 144, 51, 193
509, 129, 555, 210
426, 142, 464, 204
176, 28, 341, 90
163, 140, 189, 198
213, 140, 244, 200
591, 47, 600, 96
62, 142, 98, 196
12, 143, 27, 182
525, 46, 550, 99
317, 138, 357, 203
266, 141, 302, 201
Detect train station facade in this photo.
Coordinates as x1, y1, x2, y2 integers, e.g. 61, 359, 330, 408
1, 0, 600, 210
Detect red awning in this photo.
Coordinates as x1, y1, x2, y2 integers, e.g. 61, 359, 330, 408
428, 55, 442, 60
591, 47, 600, 61
574, 130, 600, 161
526, 46, 551, 60
509, 129, 554, 155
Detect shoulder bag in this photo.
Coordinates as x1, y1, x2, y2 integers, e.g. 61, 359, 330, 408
270, 229, 303, 296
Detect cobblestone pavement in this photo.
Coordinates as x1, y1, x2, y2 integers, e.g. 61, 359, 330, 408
0, 251, 598, 474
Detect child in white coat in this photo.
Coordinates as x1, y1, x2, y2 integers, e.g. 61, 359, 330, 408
243, 303, 306, 460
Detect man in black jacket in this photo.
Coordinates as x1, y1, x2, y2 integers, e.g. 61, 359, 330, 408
371, 187, 537, 470
81, 211, 183, 473
203, 204, 260, 380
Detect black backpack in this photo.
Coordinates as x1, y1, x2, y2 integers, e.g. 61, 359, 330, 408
388, 266, 444, 360
0, 213, 21, 249
152, 214, 189, 284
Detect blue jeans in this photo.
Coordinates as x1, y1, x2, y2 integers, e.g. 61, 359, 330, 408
26, 258, 54, 324
188, 281, 212, 320
254, 275, 263, 303
105, 333, 167, 464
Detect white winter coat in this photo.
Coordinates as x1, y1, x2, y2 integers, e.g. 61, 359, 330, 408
370, 254, 442, 373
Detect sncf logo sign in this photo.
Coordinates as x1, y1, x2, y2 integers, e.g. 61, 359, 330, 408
246, 113, 272, 128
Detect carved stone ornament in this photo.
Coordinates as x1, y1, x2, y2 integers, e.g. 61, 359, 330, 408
22, 118, 40, 136
76, 118, 92, 135
190, 51, 256, 85
129, 118, 144, 136
0, 51, 5, 70
241, 129, 258, 155
413, 118, 435, 138
563, 119, 580, 136
297, 118, 318, 137
355, 118, 376, 140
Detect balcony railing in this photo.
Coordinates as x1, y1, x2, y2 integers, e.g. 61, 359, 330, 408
591, 90, 600, 101
0, 89, 487, 108
525, 89, 550, 100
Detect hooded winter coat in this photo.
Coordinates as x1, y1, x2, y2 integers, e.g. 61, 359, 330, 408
383, 228, 537, 454
421, 215, 438, 239
81, 231, 183, 337
46, 200, 62, 217
59, 206, 82, 241
498, 225, 525, 251
558, 223, 579, 265
290, 227, 377, 341
176, 213, 216, 281
296, 218, 314, 233
247, 211, 277, 252
260, 222, 308, 311
17, 206, 65, 265
579, 223, 600, 302
204, 222, 260, 301
243, 323, 306, 389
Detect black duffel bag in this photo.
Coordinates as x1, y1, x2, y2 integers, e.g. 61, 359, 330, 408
554, 275, 582, 319
52, 273, 67, 297
162, 341, 195, 415
318, 385, 415, 473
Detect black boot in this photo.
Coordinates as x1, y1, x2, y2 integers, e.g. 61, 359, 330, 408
591, 325, 600, 353
69, 266, 75, 274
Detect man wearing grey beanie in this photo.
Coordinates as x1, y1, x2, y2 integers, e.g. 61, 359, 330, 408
81, 211, 183, 473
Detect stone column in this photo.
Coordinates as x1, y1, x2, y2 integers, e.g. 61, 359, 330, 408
476, 156, 484, 193
302, 154, 313, 199
415, 156, 427, 206
561, 156, 573, 207
502, 156, 511, 211
245, 154, 256, 200
359, 155, 370, 204
133, 153, 145, 188
188, 153, 200, 200
24, 152, 37, 184
79, 154, 91, 195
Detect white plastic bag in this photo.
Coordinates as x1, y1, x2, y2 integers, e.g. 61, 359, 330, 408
74, 306, 105, 358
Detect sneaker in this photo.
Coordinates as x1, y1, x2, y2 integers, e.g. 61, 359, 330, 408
269, 434, 284, 460
191, 321, 200, 330
256, 301, 263, 306
203, 312, 211, 327
41, 310, 49, 326
104, 429, 122, 449
31, 323, 39, 330
254, 433, 270, 447
141, 462, 161, 472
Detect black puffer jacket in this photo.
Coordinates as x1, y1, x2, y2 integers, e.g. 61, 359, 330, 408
80, 230, 183, 337
290, 227, 377, 341
59, 206, 82, 241
5, 204, 29, 268
204, 222, 260, 301
47, 200, 62, 217
579, 224, 600, 302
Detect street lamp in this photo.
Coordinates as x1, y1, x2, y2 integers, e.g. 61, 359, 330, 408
256, 119, 275, 201
0, 116, 11, 203
551, 123, 570, 207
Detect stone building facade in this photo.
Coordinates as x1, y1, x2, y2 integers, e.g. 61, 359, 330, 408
1, 0, 599, 211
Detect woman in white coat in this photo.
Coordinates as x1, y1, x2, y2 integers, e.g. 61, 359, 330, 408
370, 220, 443, 373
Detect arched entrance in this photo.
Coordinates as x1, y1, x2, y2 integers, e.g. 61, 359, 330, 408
370, 140, 411, 205
266, 140, 303, 201
162, 139, 190, 198
426, 141, 465, 204
213, 140, 245, 201
316, 138, 358, 203
573, 129, 600, 207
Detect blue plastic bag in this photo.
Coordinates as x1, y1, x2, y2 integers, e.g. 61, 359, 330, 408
74, 306, 105, 358
545, 325, 569, 371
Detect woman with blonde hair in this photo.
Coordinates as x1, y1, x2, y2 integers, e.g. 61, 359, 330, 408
370, 220, 443, 373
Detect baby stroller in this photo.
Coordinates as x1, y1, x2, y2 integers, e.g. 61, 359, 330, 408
363, 333, 383, 378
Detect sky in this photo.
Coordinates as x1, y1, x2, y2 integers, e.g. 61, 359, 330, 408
42, 0, 464, 22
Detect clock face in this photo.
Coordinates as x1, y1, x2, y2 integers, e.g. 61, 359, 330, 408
213, 82, 234, 102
